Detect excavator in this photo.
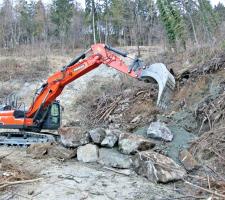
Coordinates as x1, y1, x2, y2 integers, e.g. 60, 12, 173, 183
0, 44, 175, 146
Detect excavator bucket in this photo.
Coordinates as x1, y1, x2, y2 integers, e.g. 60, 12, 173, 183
140, 63, 175, 109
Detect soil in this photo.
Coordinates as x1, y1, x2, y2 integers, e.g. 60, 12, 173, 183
0, 147, 183, 200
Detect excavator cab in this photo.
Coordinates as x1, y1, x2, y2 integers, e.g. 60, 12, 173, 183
41, 101, 61, 130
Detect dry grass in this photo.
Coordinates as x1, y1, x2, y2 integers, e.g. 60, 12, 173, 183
145, 43, 225, 76
0, 57, 50, 82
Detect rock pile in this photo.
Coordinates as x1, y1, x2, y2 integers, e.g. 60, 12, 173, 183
56, 122, 194, 184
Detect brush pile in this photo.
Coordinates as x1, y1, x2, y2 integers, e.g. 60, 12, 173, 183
74, 76, 159, 130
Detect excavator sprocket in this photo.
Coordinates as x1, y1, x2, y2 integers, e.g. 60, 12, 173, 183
140, 63, 175, 109
0, 132, 56, 147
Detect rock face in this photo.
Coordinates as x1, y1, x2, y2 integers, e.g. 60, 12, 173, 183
77, 144, 99, 163
133, 150, 186, 183
179, 149, 199, 171
58, 127, 90, 147
101, 129, 121, 148
26, 143, 76, 160
147, 122, 173, 142
98, 148, 132, 169
118, 133, 155, 155
89, 128, 106, 144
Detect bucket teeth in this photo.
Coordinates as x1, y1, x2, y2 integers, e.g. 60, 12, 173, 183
139, 63, 175, 109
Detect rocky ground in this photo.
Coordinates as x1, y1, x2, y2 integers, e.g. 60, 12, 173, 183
0, 146, 185, 200
1, 46, 225, 199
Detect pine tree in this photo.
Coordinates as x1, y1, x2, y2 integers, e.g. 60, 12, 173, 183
50, 0, 74, 44
198, 0, 218, 40
157, 0, 186, 50
215, 2, 225, 22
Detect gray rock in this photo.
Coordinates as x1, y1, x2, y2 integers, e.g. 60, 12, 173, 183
133, 150, 186, 183
77, 144, 99, 163
89, 128, 106, 144
118, 133, 155, 155
98, 148, 132, 169
58, 127, 90, 148
101, 129, 121, 148
170, 110, 198, 132
157, 125, 196, 163
147, 122, 173, 141
101, 134, 117, 147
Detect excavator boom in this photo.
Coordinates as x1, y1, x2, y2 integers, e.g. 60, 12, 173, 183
0, 44, 175, 136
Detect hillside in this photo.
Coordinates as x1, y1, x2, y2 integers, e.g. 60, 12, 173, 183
0, 45, 225, 199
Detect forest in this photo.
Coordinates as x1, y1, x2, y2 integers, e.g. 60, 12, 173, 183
0, 0, 225, 52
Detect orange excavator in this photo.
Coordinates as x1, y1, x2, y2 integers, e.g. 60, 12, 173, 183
0, 44, 175, 146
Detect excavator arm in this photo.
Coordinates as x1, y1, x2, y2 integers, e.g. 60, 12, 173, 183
0, 43, 175, 134
26, 44, 175, 119
26, 44, 139, 118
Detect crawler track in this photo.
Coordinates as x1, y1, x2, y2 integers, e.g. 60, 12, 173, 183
0, 131, 58, 147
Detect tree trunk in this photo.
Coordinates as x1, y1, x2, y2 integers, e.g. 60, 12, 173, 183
92, 0, 96, 44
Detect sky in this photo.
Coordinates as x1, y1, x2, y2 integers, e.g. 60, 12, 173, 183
0, 0, 224, 7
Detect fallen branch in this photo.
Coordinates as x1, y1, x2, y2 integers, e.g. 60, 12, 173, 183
184, 180, 225, 198
0, 178, 43, 189
103, 166, 130, 176
98, 97, 122, 122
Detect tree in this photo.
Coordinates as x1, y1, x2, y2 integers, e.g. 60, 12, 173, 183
50, 0, 74, 47
68, 3, 85, 48
0, 0, 15, 48
181, 0, 199, 45
33, 0, 46, 41
214, 2, 225, 23
157, 0, 187, 50
85, 0, 101, 44
198, 0, 219, 41
16, 0, 33, 44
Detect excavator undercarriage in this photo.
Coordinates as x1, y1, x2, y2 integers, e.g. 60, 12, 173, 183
0, 44, 175, 147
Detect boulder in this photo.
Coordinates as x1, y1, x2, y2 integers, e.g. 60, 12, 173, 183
179, 149, 200, 171
26, 143, 49, 158
26, 143, 76, 160
133, 150, 186, 183
98, 148, 132, 169
118, 133, 155, 155
101, 129, 121, 148
77, 144, 99, 163
48, 145, 77, 160
58, 127, 90, 147
147, 122, 173, 142
89, 128, 106, 144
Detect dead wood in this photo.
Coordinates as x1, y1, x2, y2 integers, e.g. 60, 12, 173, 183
0, 178, 43, 190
